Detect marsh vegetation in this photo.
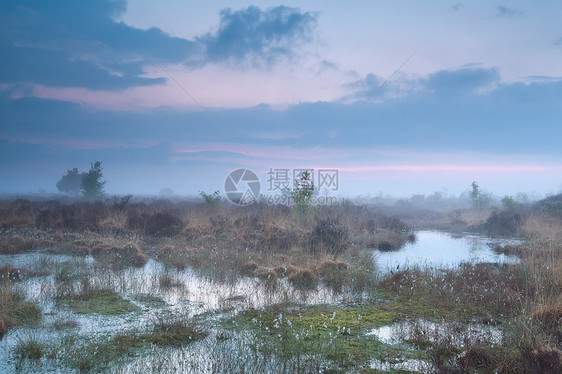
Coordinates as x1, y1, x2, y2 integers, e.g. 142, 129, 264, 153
0, 195, 561, 373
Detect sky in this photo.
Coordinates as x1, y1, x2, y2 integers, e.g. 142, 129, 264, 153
1, 0, 562, 199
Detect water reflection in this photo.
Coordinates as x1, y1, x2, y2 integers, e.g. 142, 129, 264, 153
374, 230, 520, 272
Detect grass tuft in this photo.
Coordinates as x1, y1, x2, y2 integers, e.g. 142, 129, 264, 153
12, 334, 44, 360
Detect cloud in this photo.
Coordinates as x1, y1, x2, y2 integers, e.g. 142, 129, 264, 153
555, 37, 562, 46
424, 67, 500, 95
343, 74, 385, 101
4, 68, 562, 157
0, 43, 164, 90
0, 2, 318, 94
496, 6, 524, 18
2, 69, 562, 194
342, 72, 419, 103
199, 6, 317, 66
0, 0, 198, 90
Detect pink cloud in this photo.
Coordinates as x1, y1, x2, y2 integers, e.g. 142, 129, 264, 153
29, 61, 353, 111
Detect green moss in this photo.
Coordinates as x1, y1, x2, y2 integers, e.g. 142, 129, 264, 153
237, 304, 397, 334
59, 290, 140, 315
231, 303, 399, 369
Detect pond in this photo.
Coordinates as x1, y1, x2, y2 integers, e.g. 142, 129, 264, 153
0, 229, 522, 372
374, 230, 521, 272
0, 254, 338, 373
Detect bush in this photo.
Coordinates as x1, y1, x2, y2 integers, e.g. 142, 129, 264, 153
127, 212, 182, 237
483, 211, 523, 236
288, 268, 317, 291
536, 194, 562, 219
307, 219, 349, 255
318, 259, 349, 293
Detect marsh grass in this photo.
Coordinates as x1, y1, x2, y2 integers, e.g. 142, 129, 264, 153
0, 235, 54, 254
91, 242, 147, 270
54, 333, 140, 371
0, 264, 49, 281
158, 273, 182, 289
231, 303, 397, 371
141, 317, 207, 346
156, 244, 189, 270
4, 197, 562, 373
0, 270, 42, 338
378, 262, 529, 320
59, 289, 140, 315
12, 333, 45, 360
48, 316, 207, 371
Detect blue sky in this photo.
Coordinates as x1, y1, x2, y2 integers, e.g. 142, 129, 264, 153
1, 0, 561, 197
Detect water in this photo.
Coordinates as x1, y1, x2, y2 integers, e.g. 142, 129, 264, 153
0, 230, 522, 372
374, 230, 520, 272
0, 254, 338, 373
368, 318, 504, 372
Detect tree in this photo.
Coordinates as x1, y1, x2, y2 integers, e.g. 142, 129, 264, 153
200, 190, 221, 208
470, 181, 492, 209
501, 196, 518, 210
56, 168, 86, 195
81, 161, 106, 199
292, 170, 315, 216
470, 181, 480, 205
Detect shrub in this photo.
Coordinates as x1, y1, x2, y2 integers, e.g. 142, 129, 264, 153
483, 211, 523, 236
307, 219, 349, 255
536, 194, 562, 219
127, 212, 182, 237
318, 259, 349, 293
288, 268, 317, 291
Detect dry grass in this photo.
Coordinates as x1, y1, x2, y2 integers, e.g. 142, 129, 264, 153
288, 268, 317, 291
91, 242, 147, 269
0, 235, 52, 254
156, 244, 189, 270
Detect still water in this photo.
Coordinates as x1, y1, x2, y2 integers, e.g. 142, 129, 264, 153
374, 230, 520, 272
